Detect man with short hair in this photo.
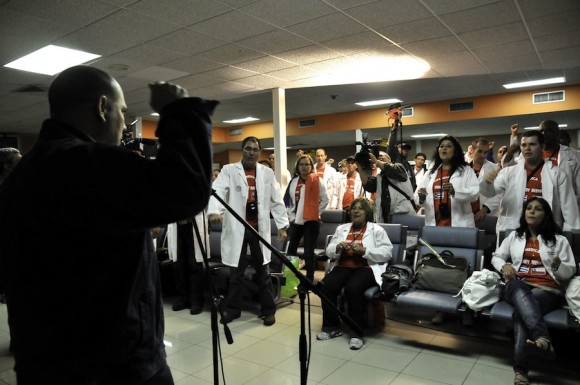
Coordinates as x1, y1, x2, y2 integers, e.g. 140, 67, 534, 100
209, 136, 289, 326
331, 155, 364, 211
386, 125, 416, 192
0, 65, 216, 384
315, 148, 338, 200
480, 131, 579, 235
413, 152, 427, 185
469, 138, 500, 222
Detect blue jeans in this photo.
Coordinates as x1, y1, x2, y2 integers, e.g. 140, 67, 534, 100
503, 279, 562, 374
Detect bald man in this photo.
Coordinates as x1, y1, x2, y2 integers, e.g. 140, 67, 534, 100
0, 65, 217, 384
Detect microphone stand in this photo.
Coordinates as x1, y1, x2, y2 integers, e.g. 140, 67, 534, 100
210, 189, 363, 385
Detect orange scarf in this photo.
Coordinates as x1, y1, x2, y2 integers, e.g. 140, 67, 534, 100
303, 174, 320, 221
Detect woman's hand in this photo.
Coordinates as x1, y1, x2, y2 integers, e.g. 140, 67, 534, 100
442, 182, 455, 196
502, 264, 516, 280
551, 256, 561, 272
351, 243, 366, 255
417, 187, 427, 204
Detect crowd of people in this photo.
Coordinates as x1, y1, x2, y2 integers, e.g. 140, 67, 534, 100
0, 63, 578, 384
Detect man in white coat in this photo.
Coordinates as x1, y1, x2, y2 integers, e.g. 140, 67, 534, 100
480, 131, 579, 238
470, 138, 501, 221
314, 148, 338, 201
208, 137, 289, 326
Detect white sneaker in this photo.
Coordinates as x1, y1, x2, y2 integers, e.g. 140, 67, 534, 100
316, 329, 343, 340
349, 337, 363, 350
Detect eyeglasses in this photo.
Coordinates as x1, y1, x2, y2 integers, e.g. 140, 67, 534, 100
298, 163, 312, 167
243, 147, 261, 153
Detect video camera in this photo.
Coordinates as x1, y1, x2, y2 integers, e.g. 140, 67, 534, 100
354, 132, 382, 172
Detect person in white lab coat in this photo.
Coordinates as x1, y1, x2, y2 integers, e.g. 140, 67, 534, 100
480, 131, 579, 237
469, 138, 501, 220
208, 137, 289, 326
415, 135, 479, 228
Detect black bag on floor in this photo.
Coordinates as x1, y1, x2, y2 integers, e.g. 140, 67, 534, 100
413, 250, 470, 294
381, 263, 414, 300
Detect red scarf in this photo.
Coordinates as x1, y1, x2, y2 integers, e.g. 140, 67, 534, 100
303, 174, 321, 221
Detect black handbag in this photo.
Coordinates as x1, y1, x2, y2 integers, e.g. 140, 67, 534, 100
413, 250, 470, 294
381, 263, 414, 300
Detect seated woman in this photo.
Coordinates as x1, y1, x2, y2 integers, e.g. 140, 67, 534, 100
317, 197, 392, 350
491, 197, 576, 385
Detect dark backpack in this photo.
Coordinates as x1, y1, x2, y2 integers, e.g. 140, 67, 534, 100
381, 263, 414, 300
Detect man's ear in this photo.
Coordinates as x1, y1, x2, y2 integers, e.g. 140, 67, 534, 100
97, 95, 108, 122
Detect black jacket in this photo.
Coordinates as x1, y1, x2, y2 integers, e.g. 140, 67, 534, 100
0, 97, 217, 383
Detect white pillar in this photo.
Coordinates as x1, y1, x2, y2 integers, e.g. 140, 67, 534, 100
272, 88, 288, 191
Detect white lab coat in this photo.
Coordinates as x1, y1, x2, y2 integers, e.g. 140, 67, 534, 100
474, 160, 501, 217
331, 172, 365, 210
166, 211, 209, 263
286, 175, 328, 224
414, 165, 479, 227
317, 163, 338, 201
208, 161, 289, 267
479, 161, 580, 234
326, 222, 393, 285
492, 232, 576, 288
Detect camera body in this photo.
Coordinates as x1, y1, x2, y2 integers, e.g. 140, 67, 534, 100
355, 133, 382, 172
246, 201, 258, 219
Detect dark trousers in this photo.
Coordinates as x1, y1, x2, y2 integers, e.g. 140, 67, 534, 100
503, 279, 562, 374
320, 266, 376, 337
173, 222, 205, 306
287, 220, 320, 280
224, 227, 276, 316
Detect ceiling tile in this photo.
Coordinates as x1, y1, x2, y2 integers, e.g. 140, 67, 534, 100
188, 10, 276, 42
527, 10, 580, 37
322, 31, 399, 55
482, 53, 543, 73
236, 30, 312, 55
400, 36, 467, 57
163, 57, 225, 74
472, 40, 535, 61
518, 0, 580, 19
286, 12, 367, 43
127, 66, 190, 82
199, 44, 265, 65
275, 45, 344, 66
127, 0, 230, 27
422, 0, 502, 15
114, 44, 187, 66
240, 0, 335, 27
173, 74, 223, 90
458, 23, 528, 49
440, 2, 520, 34
346, 0, 432, 28
235, 56, 296, 74
201, 66, 259, 82
147, 28, 226, 55
376, 17, 452, 44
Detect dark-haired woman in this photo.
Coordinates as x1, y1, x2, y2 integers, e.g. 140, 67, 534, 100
317, 197, 392, 350
414, 135, 479, 227
284, 154, 328, 281
492, 197, 576, 385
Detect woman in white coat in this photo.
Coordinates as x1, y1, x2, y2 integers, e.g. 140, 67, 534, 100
491, 197, 576, 385
317, 198, 392, 350
284, 154, 328, 281
415, 135, 479, 227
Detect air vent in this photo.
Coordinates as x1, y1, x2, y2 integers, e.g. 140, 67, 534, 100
12, 84, 47, 93
449, 101, 474, 112
533, 90, 564, 104
0, 135, 20, 149
402, 107, 414, 117
299, 119, 316, 128
229, 128, 242, 136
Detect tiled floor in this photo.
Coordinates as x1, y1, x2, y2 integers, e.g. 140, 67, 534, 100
0, 286, 577, 385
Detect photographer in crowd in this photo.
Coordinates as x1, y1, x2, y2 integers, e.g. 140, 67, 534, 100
0, 65, 216, 384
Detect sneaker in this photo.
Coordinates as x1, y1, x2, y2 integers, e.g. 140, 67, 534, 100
172, 302, 190, 311
514, 371, 530, 385
263, 313, 276, 326
316, 329, 343, 340
220, 311, 241, 324
349, 337, 364, 350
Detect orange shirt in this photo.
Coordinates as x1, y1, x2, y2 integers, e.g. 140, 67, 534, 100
433, 168, 452, 227
338, 225, 369, 268
342, 174, 356, 210
524, 164, 543, 202
543, 148, 559, 166
316, 164, 325, 179
517, 239, 558, 289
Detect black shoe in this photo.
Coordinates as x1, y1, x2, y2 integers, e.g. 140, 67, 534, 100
220, 311, 241, 324
190, 303, 204, 315
172, 302, 190, 311
263, 313, 276, 326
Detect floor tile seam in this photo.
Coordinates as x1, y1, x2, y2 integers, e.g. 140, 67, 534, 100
388, 372, 453, 385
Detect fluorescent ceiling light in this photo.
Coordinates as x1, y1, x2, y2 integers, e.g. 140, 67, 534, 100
503, 77, 565, 89
150, 112, 159, 117
524, 123, 568, 130
356, 98, 402, 107
223, 117, 259, 124
411, 133, 447, 138
4, 45, 101, 76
